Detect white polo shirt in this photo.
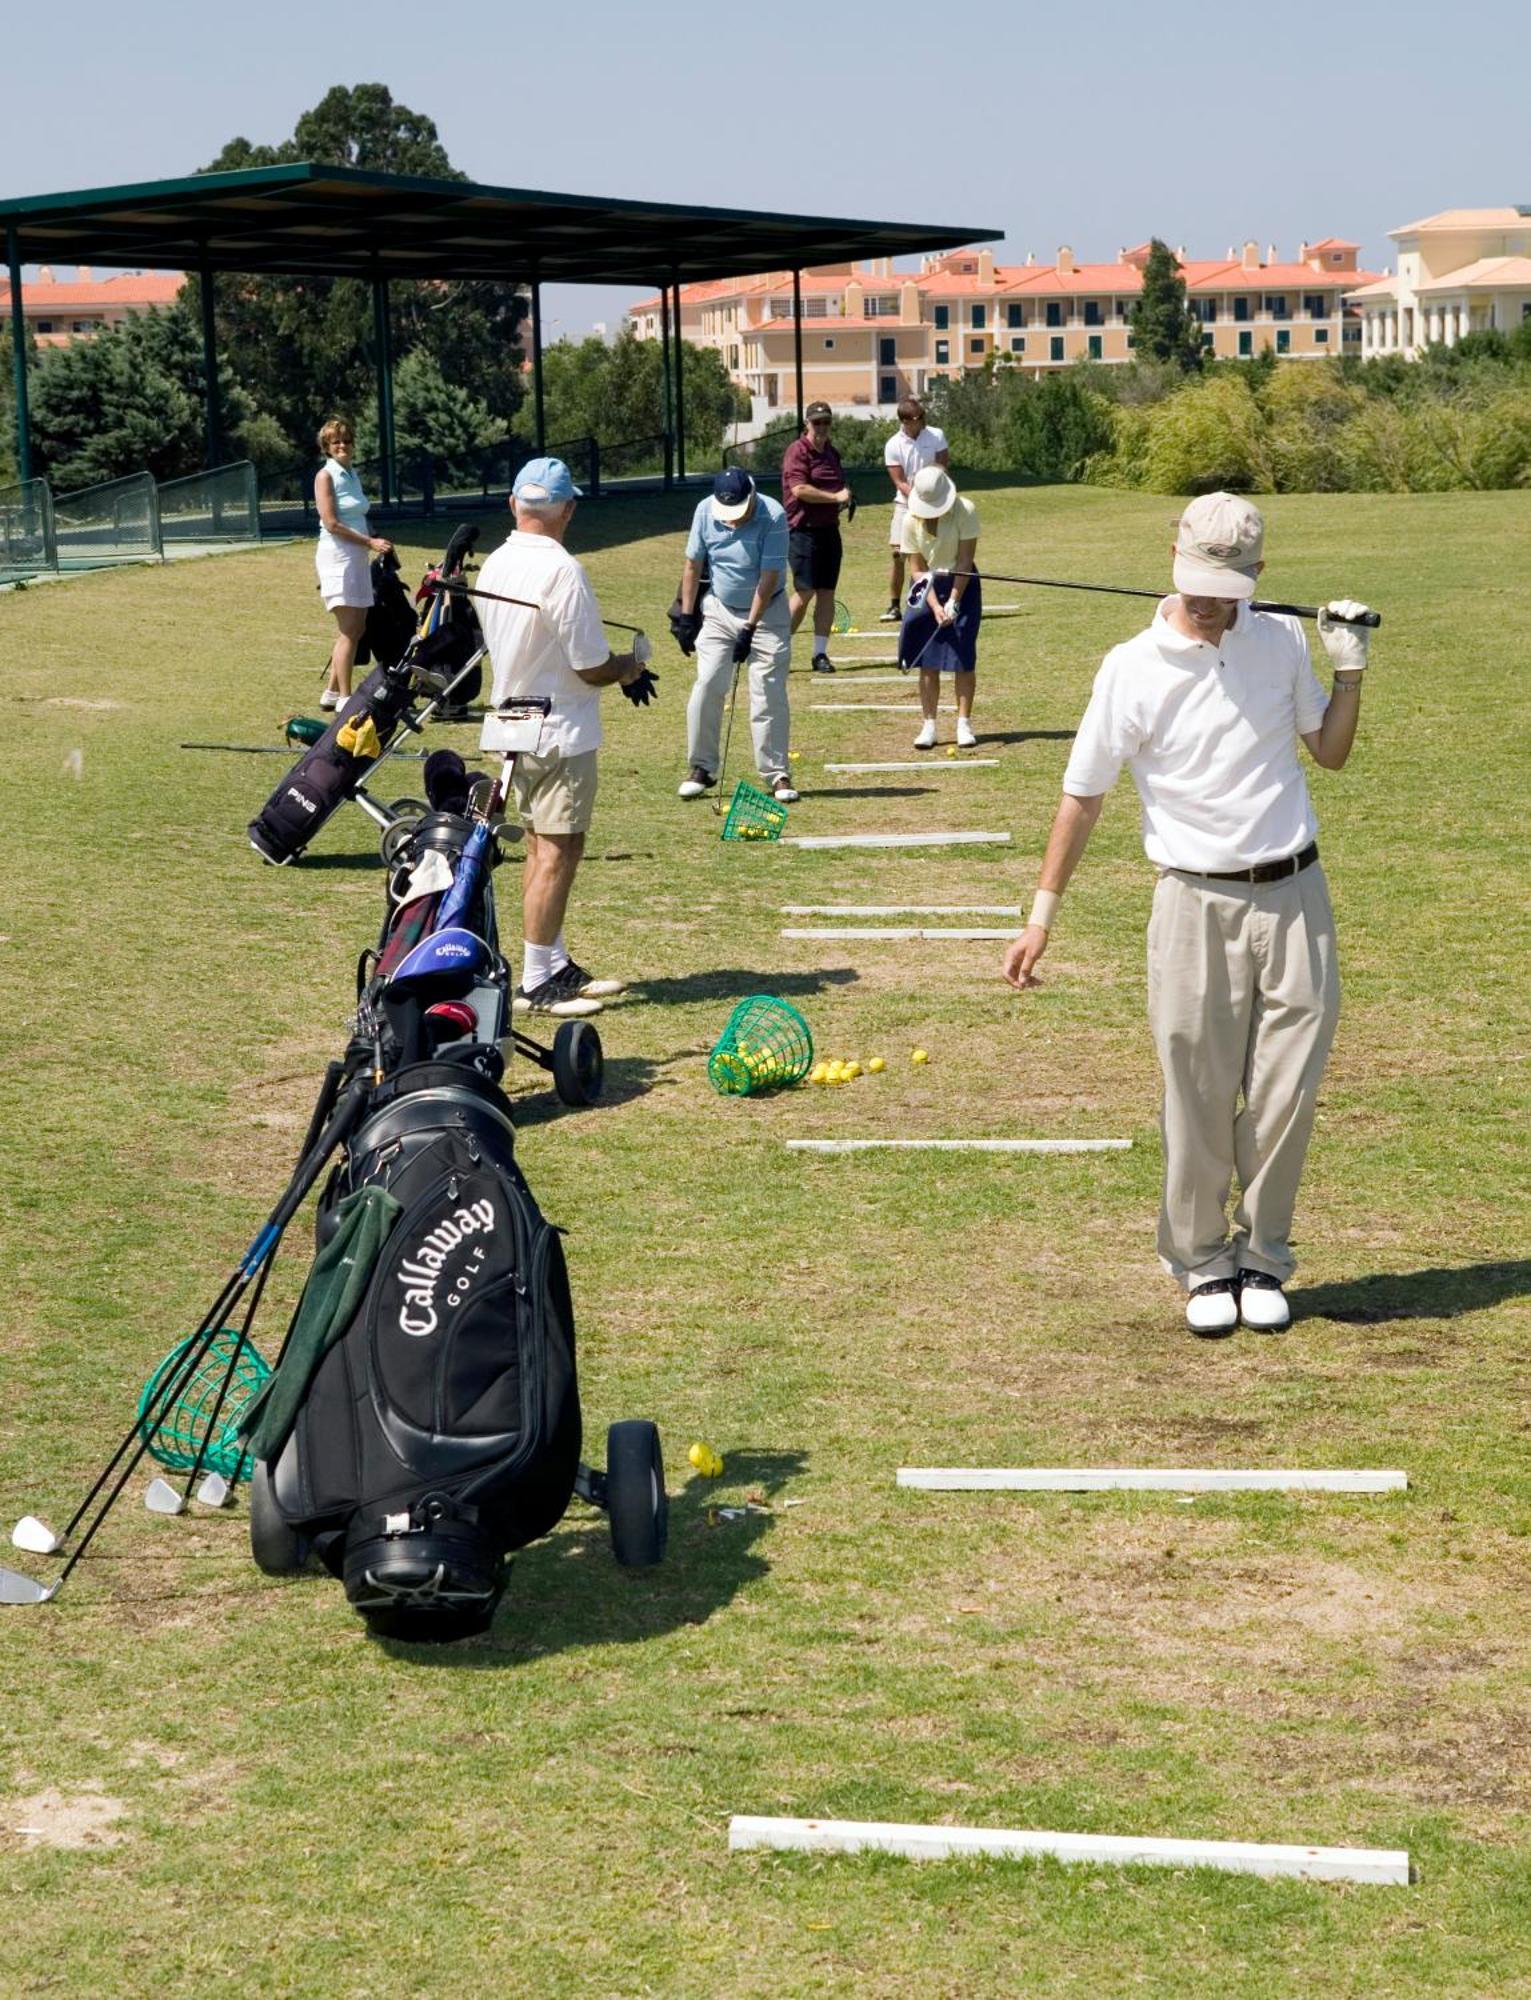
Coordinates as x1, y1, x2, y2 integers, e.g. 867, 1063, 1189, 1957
884, 423, 949, 488
1063, 600, 1330, 871
476, 530, 611, 757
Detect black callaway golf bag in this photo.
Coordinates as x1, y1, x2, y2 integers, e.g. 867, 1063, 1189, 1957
249, 1058, 584, 1640
248, 530, 485, 866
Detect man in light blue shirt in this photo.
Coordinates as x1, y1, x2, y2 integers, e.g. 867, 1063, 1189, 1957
673, 469, 797, 802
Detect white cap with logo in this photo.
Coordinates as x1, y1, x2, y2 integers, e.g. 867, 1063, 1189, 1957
1172, 492, 1264, 600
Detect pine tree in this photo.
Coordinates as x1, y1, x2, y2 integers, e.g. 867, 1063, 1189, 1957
1129, 240, 1207, 373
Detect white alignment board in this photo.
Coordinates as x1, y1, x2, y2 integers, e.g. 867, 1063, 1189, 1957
728, 1817, 1410, 1886
784, 831, 1011, 850
788, 1138, 1130, 1154
896, 1467, 1408, 1493
782, 905, 1023, 917
824, 760, 999, 772
811, 702, 926, 713
782, 927, 1020, 941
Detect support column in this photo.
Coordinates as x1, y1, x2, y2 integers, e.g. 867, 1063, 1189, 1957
671, 277, 686, 480
792, 267, 805, 427
530, 274, 546, 452
371, 273, 395, 505
198, 257, 222, 468
6, 223, 32, 486
658, 283, 674, 489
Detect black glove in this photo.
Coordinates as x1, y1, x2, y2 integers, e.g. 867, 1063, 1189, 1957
621, 667, 659, 707
843, 493, 858, 524
731, 623, 757, 666
669, 608, 702, 657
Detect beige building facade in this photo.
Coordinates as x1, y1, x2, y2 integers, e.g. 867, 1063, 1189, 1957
629, 239, 1377, 412
1348, 208, 1531, 356
3, 267, 184, 347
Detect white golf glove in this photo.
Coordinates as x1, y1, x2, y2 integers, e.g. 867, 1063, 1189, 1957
1317, 600, 1371, 673
632, 631, 652, 665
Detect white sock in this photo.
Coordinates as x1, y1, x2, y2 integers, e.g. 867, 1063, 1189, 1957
522, 941, 558, 991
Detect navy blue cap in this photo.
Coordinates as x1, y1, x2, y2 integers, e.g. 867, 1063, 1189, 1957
711, 467, 756, 521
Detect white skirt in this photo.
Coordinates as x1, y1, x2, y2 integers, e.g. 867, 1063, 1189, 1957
316, 533, 372, 611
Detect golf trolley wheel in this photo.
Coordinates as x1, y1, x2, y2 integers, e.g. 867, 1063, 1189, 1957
551, 1019, 603, 1107
605, 1420, 667, 1568
249, 1460, 313, 1577
387, 796, 430, 821
379, 819, 418, 867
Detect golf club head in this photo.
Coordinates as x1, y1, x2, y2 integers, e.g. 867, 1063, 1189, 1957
11, 1515, 60, 1555
0, 1566, 59, 1605
144, 1477, 186, 1517
195, 1473, 231, 1509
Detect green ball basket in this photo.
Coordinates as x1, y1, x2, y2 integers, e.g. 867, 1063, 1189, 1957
721, 778, 788, 844
136, 1328, 271, 1483
284, 714, 326, 747
708, 995, 814, 1096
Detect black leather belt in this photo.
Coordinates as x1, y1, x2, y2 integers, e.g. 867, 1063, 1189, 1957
1187, 841, 1318, 885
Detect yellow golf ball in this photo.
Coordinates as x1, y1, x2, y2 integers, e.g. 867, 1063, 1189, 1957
689, 1441, 723, 1478
868, 1056, 886, 1074
844, 1062, 862, 1080
946, 745, 958, 758
912, 1048, 930, 1065
789, 749, 802, 762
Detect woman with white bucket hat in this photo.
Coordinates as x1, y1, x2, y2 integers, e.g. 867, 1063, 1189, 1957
897, 463, 982, 750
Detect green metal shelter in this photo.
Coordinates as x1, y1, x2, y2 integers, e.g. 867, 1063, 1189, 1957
2, 164, 998, 492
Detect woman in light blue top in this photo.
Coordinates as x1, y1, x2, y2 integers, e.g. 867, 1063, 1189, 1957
314, 417, 392, 709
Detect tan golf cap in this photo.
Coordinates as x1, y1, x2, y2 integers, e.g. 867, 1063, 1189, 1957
1172, 491, 1264, 599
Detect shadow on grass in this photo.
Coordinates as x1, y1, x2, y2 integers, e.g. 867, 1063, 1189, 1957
626, 966, 859, 1007
1292, 1259, 1531, 1323
509, 1049, 690, 1128
382, 1448, 808, 1666
974, 728, 1076, 747
803, 785, 937, 802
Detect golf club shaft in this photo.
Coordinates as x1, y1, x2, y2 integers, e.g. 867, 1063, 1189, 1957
176, 1274, 270, 1504
712, 656, 744, 816
938, 570, 1381, 630
45, 1081, 371, 1588
426, 577, 642, 634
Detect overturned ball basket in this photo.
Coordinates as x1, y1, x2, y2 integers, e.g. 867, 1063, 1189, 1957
708, 995, 814, 1096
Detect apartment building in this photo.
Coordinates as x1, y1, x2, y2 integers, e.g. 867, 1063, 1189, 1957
1347, 208, 1531, 355
628, 240, 1378, 411
5, 267, 184, 346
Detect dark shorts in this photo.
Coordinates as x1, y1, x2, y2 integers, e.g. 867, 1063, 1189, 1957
788, 525, 843, 592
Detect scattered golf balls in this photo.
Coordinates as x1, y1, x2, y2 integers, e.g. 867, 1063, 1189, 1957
946, 745, 958, 758
912, 1048, 930, 1065
809, 1062, 829, 1085
688, 1441, 724, 1478
868, 1056, 886, 1074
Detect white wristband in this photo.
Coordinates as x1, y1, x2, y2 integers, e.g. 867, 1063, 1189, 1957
1028, 890, 1060, 932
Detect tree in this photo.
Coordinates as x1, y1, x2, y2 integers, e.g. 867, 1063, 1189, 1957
194, 86, 526, 460
538, 330, 744, 459
354, 349, 500, 477
1129, 240, 1206, 373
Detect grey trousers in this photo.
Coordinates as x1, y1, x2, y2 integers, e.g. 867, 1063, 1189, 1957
686, 593, 792, 782
1147, 863, 1340, 1288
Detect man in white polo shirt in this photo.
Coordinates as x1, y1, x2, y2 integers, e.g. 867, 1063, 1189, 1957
475, 456, 654, 1018
882, 398, 949, 621
1003, 493, 1372, 1336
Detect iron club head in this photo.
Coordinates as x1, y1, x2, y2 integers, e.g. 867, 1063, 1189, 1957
144, 1478, 186, 1517
0, 1566, 60, 1605
195, 1473, 231, 1509
11, 1516, 60, 1555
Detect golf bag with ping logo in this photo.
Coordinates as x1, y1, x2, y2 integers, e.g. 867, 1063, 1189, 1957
247, 1058, 588, 1639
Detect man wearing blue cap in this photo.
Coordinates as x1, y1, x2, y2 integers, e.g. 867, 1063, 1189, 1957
672, 469, 797, 803
475, 456, 655, 1017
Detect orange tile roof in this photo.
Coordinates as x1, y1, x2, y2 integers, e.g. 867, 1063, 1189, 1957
22, 272, 183, 309
1392, 207, 1528, 235
1414, 254, 1531, 292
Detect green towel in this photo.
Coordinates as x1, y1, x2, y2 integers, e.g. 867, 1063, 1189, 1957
241, 1183, 401, 1463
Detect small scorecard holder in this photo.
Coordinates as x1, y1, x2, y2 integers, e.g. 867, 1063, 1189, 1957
480, 697, 552, 756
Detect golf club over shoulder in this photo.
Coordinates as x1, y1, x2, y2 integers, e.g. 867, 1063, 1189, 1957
931, 569, 1381, 629
423, 575, 645, 635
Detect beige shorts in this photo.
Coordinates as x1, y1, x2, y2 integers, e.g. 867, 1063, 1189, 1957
889, 499, 908, 549
510, 747, 598, 835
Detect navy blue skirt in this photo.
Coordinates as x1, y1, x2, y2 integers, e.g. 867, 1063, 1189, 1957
898, 570, 982, 673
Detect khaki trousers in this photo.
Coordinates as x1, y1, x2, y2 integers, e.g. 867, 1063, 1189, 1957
686, 593, 792, 783
1147, 863, 1340, 1288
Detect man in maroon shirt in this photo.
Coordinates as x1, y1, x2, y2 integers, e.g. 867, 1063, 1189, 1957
782, 401, 852, 673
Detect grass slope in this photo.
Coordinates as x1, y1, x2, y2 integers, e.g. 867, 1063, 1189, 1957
0, 484, 1528, 1997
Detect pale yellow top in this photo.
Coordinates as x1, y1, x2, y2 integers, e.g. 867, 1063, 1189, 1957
899, 493, 980, 567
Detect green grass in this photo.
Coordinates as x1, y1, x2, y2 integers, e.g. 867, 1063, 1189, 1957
1, 483, 1529, 1997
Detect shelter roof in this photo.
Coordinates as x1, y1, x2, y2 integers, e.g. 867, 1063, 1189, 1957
1392, 207, 1530, 236
1414, 255, 1531, 293
0, 165, 999, 289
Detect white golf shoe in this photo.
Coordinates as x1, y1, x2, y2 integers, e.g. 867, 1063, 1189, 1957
956, 717, 977, 749
913, 719, 938, 750
1238, 1270, 1291, 1332
1185, 1278, 1239, 1338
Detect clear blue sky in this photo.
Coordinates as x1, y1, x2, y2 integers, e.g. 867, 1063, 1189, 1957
4, 0, 1527, 334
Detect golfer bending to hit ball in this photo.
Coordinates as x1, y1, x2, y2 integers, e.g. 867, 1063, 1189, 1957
673, 469, 798, 805
1004, 493, 1372, 1336
475, 457, 656, 1019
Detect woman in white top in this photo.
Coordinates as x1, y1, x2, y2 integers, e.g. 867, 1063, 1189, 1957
898, 464, 982, 750
313, 417, 392, 710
